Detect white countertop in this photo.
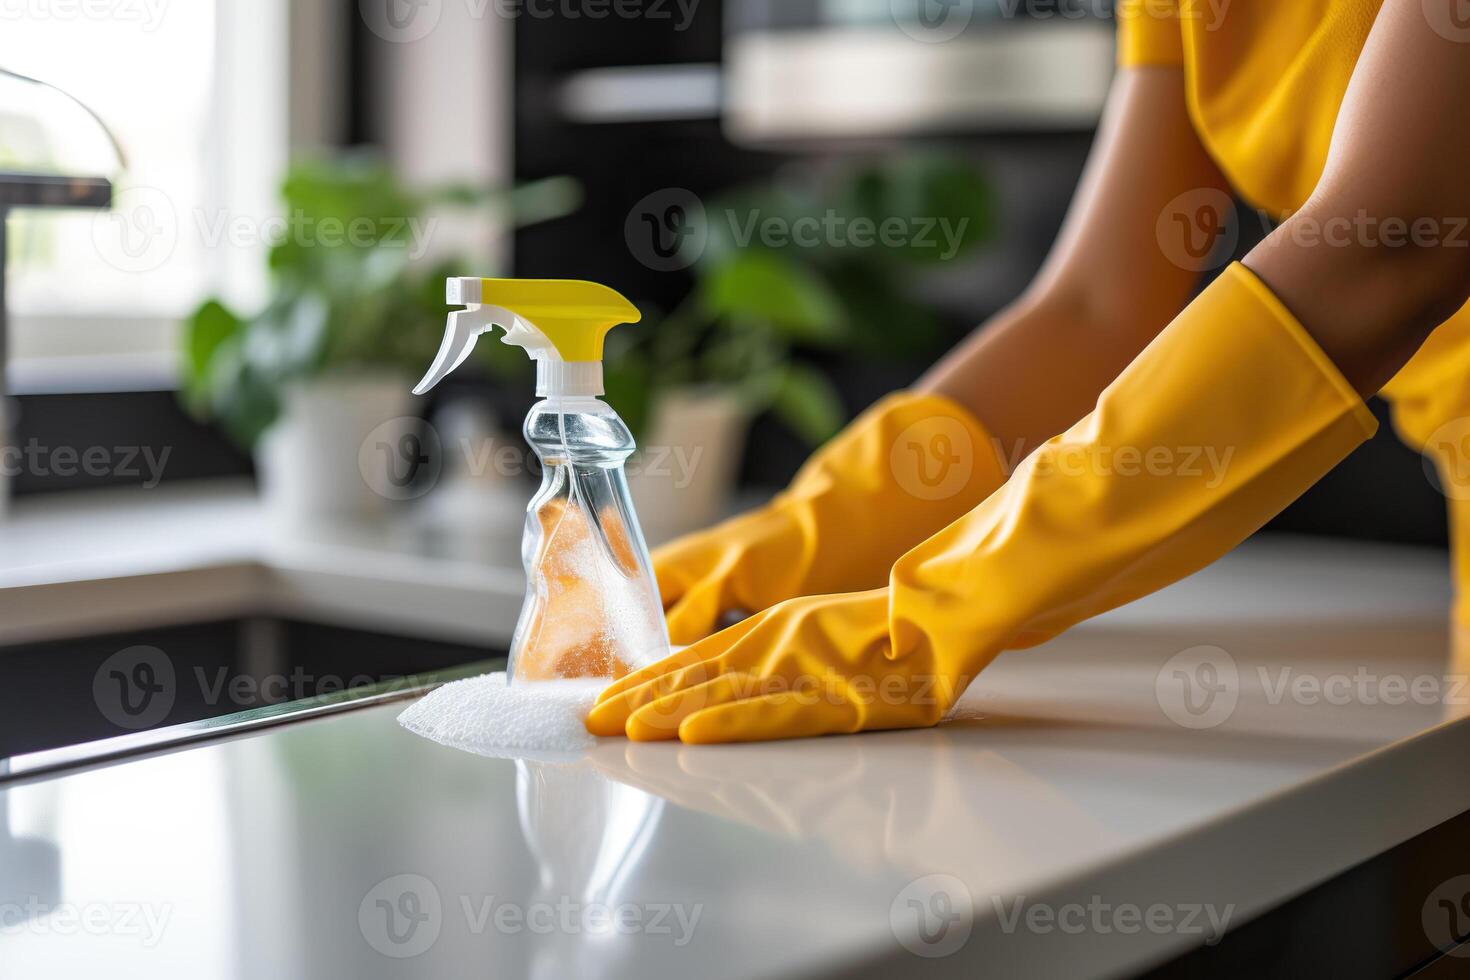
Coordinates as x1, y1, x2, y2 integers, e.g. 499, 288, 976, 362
0, 478, 1455, 650
0, 480, 528, 646
2, 536, 1467, 978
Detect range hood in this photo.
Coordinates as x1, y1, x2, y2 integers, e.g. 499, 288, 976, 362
724, 0, 1115, 143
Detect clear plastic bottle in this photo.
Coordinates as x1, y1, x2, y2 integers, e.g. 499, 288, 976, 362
413, 277, 671, 683
511, 396, 668, 681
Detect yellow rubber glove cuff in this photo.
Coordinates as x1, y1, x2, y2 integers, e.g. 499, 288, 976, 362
653, 391, 1005, 645
890, 262, 1377, 677
1380, 320, 1470, 625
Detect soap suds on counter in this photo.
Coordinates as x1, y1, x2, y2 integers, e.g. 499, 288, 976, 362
398, 672, 608, 763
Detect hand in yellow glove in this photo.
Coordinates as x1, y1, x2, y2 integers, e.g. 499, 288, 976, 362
588, 589, 962, 742
588, 264, 1377, 742
653, 391, 1005, 645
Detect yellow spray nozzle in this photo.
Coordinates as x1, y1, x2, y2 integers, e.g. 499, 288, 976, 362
416, 276, 643, 396
479, 278, 640, 362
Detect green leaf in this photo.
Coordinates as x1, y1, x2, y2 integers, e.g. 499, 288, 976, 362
603, 355, 655, 439
183, 300, 242, 392
505, 176, 584, 226
217, 369, 281, 449
826, 263, 941, 360
839, 154, 994, 264
769, 364, 846, 445
700, 251, 844, 344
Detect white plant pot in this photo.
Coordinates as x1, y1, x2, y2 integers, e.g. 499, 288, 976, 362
255, 372, 416, 526
628, 389, 749, 546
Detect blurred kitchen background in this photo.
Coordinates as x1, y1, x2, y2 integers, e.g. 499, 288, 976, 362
0, 0, 1446, 757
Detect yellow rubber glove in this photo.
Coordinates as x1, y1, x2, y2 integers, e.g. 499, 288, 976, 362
587, 264, 1377, 742
1379, 317, 1470, 625
653, 391, 1005, 645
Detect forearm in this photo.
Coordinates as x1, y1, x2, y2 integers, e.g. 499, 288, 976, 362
919, 67, 1225, 465
918, 290, 1182, 472
1245, 0, 1470, 395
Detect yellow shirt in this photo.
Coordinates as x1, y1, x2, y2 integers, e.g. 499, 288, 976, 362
1116, 0, 1469, 453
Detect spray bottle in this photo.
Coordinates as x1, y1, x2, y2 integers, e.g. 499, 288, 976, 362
415, 278, 670, 683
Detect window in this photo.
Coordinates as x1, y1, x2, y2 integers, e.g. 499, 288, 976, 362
1, 1, 287, 388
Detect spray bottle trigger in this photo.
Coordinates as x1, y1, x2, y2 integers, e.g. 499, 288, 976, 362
413, 309, 493, 396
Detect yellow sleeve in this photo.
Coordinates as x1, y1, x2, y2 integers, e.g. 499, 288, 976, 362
1117, 0, 1184, 67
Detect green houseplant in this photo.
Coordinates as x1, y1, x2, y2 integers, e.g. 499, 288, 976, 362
615, 152, 994, 538
182, 155, 579, 447
180, 155, 580, 521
